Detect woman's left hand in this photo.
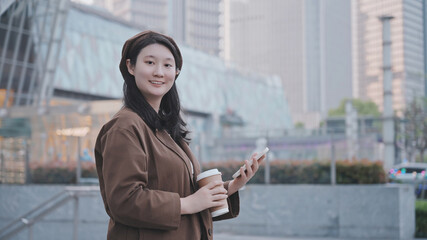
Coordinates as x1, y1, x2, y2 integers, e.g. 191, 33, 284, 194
227, 153, 265, 196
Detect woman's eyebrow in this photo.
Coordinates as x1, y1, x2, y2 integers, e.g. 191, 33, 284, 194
144, 55, 174, 61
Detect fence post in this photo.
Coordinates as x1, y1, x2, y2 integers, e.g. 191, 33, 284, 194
421, 179, 426, 199
29, 225, 33, 240
76, 137, 81, 185
73, 195, 79, 240
264, 132, 270, 184
330, 133, 336, 185
25, 138, 31, 184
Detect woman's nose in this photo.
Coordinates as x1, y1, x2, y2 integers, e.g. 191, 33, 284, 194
153, 66, 164, 77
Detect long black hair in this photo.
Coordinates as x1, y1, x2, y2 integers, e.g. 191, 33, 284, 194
119, 31, 190, 143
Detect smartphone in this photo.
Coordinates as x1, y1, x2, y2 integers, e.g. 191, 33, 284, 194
232, 147, 269, 179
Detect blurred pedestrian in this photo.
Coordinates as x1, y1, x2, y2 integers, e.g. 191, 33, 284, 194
94, 30, 263, 240
80, 148, 92, 162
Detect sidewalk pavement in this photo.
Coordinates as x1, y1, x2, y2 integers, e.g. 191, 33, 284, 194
215, 233, 425, 240
215, 234, 353, 240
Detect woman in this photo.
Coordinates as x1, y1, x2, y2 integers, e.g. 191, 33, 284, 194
94, 31, 263, 240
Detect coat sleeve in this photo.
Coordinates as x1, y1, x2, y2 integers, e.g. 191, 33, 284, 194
212, 180, 240, 221
100, 127, 181, 230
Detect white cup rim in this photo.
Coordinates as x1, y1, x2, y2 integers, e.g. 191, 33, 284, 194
196, 168, 221, 182
211, 207, 229, 217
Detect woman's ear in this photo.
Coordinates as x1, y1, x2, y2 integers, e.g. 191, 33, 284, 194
126, 59, 135, 76
176, 69, 180, 75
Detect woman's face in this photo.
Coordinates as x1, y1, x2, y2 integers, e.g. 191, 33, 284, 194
126, 43, 177, 109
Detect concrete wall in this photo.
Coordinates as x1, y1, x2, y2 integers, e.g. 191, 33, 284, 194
0, 184, 415, 240
214, 184, 415, 239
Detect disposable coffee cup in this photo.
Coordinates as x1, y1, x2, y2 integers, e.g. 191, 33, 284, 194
196, 168, 229, 217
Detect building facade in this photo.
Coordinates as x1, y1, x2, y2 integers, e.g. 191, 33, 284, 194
0, 0, 292, 183
90, 0, 224, 56
227, 0, 353, 128
77, 0, 353, 129
352, 0, 425, 114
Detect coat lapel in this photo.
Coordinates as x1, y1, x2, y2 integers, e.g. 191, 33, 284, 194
178, 139, 211, 238
154, 130, 196, 188
154, 130, 212, 237
179, 139, 201, 186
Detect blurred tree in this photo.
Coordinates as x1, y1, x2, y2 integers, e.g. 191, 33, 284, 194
399, 98, 427, 162
328, 98, 380, 117
295, 122, 305, 129
319, 121, 325, 128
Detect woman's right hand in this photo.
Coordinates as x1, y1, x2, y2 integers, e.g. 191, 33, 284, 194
180, 181, 227, 215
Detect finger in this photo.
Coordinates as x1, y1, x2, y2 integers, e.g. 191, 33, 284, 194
212, 194, 228, 201
209, 183, 226, 193
255, 155, 265, 171
211, 186, 227, 195
239, 166, 247, 179
245, 160, 253, 176
252, 155, 260, 171
210, 199, 227, 208
205, 180, 223, 190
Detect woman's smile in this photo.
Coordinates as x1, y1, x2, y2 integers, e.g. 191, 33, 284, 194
149, 80, 165, 86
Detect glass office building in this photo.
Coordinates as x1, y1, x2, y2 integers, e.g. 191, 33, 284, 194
0, 0, 292, 183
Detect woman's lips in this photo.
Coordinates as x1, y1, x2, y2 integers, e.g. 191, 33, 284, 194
149, 80, 165, 85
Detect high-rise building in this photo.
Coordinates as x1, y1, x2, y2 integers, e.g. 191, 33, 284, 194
424, 0, 427, 96
84, 0, 352, 128
185, 0, 223, 56
226, 0, 353, 128
352, 0, 425, 114
93, 0, 224, 56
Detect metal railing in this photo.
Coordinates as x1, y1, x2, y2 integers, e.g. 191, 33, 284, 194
0, 186, 100, 240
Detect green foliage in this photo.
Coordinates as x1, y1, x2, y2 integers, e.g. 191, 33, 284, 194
294, 122, 305, 129
328, 99, 380, 117
336, 160, 386, 184
416, 200, 427, 238
29, 159, 386, 185
30, 161, 97, 184
203, 159, 386, 184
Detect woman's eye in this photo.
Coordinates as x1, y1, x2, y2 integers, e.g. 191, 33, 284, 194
165, 64, 173, 68
146, 61, 154, 65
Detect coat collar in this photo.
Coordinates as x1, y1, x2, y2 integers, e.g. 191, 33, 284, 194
154, 129, 198, 188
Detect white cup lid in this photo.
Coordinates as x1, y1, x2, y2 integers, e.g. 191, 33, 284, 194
196, 168, 221, 182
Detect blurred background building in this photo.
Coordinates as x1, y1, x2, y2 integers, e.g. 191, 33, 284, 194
2, 0, 427, 183
83, 0, 353, 129
226, 0, 353, 129
351, 0, 425, 115
86, 0, 427, 128
84, 0, 224, 56
0, 0, 292, 183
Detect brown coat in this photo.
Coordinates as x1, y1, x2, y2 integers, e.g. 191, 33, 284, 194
94, 107, 239, 240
